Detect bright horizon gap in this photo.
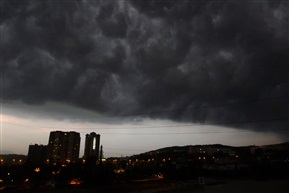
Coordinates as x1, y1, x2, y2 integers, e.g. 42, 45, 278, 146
1, 104, 287, 157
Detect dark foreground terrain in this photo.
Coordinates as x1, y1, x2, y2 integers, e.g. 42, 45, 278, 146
1, 178, 289, 193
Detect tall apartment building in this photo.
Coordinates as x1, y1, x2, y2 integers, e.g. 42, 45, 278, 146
27, 144, 48, 164
47, 131, 80, 163
84, 132, 100, 160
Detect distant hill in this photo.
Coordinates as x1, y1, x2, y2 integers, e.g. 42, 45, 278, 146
260, 142, 289, 149
135, 142, 289, 157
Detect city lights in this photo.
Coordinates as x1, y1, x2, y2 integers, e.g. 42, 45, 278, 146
34, 168, 40, 173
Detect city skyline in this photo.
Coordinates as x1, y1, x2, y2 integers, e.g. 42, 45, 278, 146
1, 1, 288, 158
1, 120, 286, 158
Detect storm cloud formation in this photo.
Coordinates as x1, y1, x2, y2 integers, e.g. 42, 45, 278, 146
1, 1, 288, 133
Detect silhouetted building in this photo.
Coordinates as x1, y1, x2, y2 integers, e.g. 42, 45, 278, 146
100, 145, 103, 160
27, 144, 47, 164
47, 131, 80, 163
84, 132, 100, 160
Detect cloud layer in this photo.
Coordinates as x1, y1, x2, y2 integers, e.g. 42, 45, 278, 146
1, 0, 288, 133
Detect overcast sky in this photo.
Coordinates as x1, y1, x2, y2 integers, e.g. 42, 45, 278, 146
0, 0, 288, 157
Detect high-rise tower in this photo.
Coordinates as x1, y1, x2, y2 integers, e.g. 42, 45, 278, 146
47, 131, 80, 163
84, 132, 100, 160
27, 144, 48, 164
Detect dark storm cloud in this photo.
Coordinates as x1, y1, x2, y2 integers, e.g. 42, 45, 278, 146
1, 1, 288, 132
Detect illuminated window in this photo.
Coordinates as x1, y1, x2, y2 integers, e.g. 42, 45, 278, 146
93, 137, 96, 150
